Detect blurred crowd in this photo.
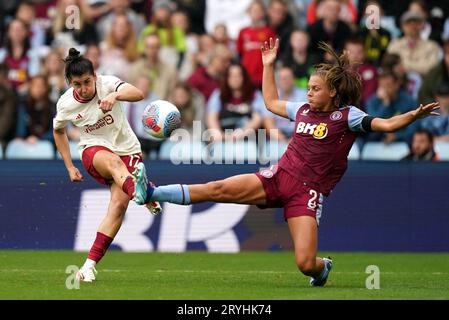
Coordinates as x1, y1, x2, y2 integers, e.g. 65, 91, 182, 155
1, 0, 449, 161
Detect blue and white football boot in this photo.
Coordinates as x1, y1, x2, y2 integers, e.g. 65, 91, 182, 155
310, 257, 333, 287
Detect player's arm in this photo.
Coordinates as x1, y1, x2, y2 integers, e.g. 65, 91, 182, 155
53, 127, 84, 182
100, 83, 144, 113
371, 102, 440, 132
261, 38, 288, 119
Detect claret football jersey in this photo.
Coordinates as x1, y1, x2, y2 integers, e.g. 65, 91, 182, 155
53, 75, 141, 157
278, 102, 369, 196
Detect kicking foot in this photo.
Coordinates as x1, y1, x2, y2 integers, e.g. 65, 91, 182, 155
132, 162, 149, 205
309, 257, 333, 287
76, 266, 98, 282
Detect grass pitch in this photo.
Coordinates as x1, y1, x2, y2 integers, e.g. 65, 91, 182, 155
0, 251, 448, 300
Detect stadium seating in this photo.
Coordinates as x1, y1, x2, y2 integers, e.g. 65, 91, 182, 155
435, 142, 449, 161
348, 143, 360, 160
56, 141, 80, 160
360, 142, 409, 161
5, 140, 55, 160
208, 140, 258, 164
159, 139, 206, 163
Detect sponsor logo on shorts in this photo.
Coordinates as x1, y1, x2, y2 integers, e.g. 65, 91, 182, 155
260, 169, 273, 178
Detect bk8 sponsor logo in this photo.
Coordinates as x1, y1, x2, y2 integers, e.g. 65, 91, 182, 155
296, 122, 328, 139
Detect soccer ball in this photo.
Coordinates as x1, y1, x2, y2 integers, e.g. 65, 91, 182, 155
142, 100, 182, 139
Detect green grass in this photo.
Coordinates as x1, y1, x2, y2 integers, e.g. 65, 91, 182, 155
0, 251, 448, 300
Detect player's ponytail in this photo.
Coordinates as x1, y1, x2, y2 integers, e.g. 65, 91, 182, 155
314, 42, 362, 108
63, 47, 94, 82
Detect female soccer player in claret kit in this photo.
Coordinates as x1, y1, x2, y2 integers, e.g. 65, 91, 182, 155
53, 48, 161, 282
134, 38, 439, 286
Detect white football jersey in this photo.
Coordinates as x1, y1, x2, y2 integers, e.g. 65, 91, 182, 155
53, 75, 141, 157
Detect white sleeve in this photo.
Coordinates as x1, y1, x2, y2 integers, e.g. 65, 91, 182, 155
286, 101, 306, 121
53, 102, 69, 130
101, 75, 127, 93
348, 106, 369, 132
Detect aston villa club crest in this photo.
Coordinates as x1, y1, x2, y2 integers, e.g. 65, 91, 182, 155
330, 111, 342, 121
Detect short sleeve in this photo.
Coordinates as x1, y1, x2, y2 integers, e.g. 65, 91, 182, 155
286, 101, 306, 121
53, 106, 69, 130
207, 89, 221, 113
101, 75, 127, 93
348, 106, 369, 132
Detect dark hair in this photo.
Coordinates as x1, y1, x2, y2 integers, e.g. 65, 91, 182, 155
5, 19, 30, 59
220, 63, 255, 104
378, 69, 399, 82
313, 42, 362, 107
63, 48, 94, 82
436, 82, 449, 96
414, 128, 434, 144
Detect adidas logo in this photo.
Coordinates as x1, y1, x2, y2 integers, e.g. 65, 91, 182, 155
76, 114, 83, 120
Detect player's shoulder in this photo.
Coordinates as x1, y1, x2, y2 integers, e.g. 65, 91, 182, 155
56, 87, 76, 111
96, 74, 126, 91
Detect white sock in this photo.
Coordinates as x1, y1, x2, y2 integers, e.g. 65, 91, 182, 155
82, 258, 96, 269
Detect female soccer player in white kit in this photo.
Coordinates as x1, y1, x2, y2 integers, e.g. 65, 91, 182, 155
53, 48, 159, 282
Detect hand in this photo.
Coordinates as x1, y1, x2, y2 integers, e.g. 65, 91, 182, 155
99, 92, 118, 113
412, 102, 440, 119
67, 166, 84, 182
261, 38, 279, 66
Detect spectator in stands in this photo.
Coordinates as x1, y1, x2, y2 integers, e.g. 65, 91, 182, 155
15, 1, 46, 50
187, 44, 232, 102
267, 0, 295, 59
96, 0, 145, 41
171, 9, 199, 80
307, 0, 357, 28
0, 19, 40, 93
421, 82, 449, 142
100, 14, 139, 81
366, 71, 418, 144
206, 63, 262, 141
419, 40, 449, 105
236, 0, 276, 87
212, 24, 236, 56
260, 66, 307, 142
307, 0, 352, 63
16, 75, 54, 144
408, 0, 444, 44
357, 1, 391, 66
402, 129, 439, 161
279, 29, 314, 90
0, 63, 17, 148
387, 10, 441, 76
344, 37, 378, 108
138, 1, 186, 69
129, 33, 177, 100
122, 74, 160, 157
46, 0, 99, 49
195, 33, 216, 67
84, 44, 107, 75
381, 53, 422, 100
175, 0, 206, 35
42, 49, 67, 104
170, 82, 205, 135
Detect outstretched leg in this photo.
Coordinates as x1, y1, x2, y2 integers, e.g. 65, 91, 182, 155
147, 174, 268, 206
77, 182, 129, 282
287, 216, 332, 286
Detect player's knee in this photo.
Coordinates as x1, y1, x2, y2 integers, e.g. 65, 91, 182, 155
296, 256, 316, 275
110, 198, 129, 216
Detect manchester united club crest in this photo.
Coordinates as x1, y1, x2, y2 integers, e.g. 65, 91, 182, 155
330, 111, 342, 121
